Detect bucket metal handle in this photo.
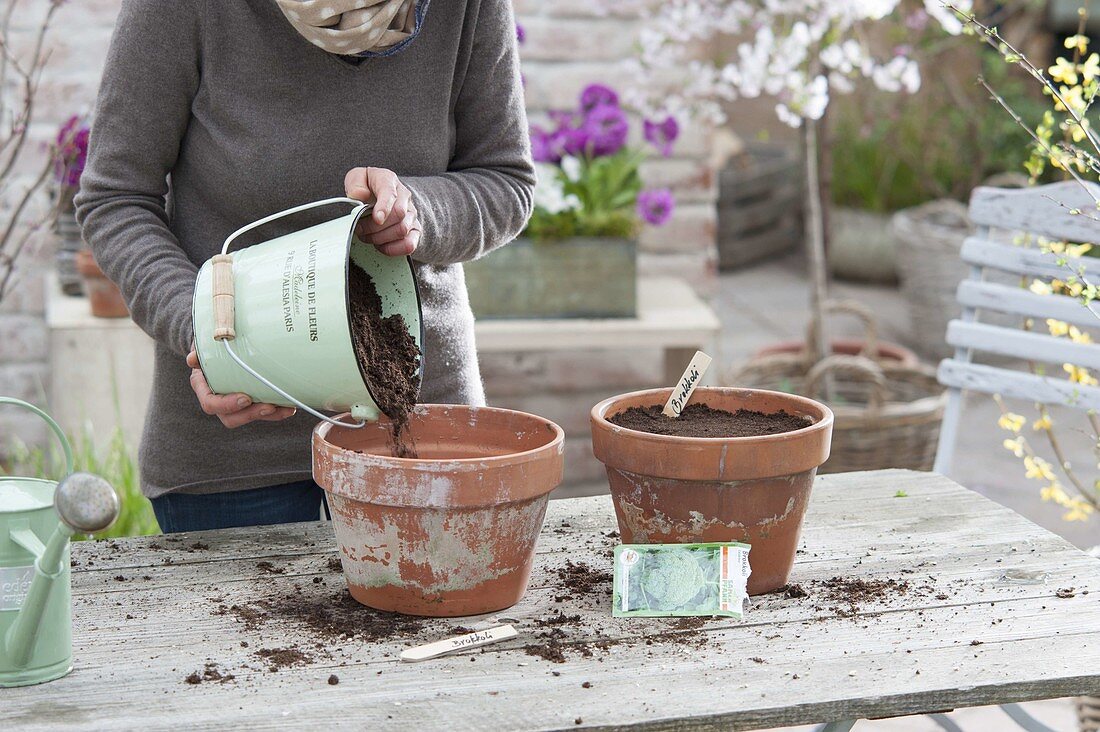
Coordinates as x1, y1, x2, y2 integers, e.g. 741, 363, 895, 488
0, 397, 74, 477
214, 197, 374, 431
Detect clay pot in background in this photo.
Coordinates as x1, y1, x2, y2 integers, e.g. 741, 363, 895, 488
313, 404, 565, 617
75, 248, 128, 318
590, 387, 833, 596
751, 298, 919, 367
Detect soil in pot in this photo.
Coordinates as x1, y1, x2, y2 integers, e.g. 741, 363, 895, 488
608, 403, 811, 438
347, 263, 421, 455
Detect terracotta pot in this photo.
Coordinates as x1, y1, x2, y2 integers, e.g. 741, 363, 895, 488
313, 404, 565, 617
753, 338, 919, 367
74, 249, 128, 318
590, 387, 833, 596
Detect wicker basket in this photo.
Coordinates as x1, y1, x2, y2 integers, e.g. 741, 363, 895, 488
892, 199, 974, 361
729, 352, 946, 474
759, 299, 919, 368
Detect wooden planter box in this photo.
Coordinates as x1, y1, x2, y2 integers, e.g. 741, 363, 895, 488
464, 237, 637, 319
717, 144, 803, 271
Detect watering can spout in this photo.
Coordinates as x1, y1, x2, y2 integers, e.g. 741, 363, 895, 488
4, 473, 119, 668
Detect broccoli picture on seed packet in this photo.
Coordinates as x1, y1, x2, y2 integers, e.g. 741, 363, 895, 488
614, 543, 750, 618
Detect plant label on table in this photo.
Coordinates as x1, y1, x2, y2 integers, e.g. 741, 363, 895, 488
663, 351, 713, 417
613, 543, 751, 618
400, 624, 518, 662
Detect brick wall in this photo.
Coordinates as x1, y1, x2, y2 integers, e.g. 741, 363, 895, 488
0, 0, 122, 447
3, 1, 718, 486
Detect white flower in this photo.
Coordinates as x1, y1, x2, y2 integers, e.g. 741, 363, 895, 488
925, 0, 969, 35
533, 166, 580, 215
560, 155, 582, 183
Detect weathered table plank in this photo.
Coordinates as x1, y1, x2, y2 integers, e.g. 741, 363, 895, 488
3, 469, 1099, 731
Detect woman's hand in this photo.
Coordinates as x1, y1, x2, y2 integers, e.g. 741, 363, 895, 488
186, 349, 296, 428
345, 167, 421, 256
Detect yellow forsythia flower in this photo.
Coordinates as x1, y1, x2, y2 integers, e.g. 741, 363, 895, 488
1032, 414, 1053, 431
1030, 280, 1054, 295
1064, 363, 1099, 385
1066, 243, 1093, 257
1081, 53, 1100, 82
1069, 326, 1092, 344
1003, 437, 1026, 457
1040, 483, 1069, 503
1047, 319, 1070, 337
1064, 501, 1094, 522
1025, 456, 1057, 482
998, 413, 1026, 432
1065, 34, 1090, 54
1050, 57, 1079, 85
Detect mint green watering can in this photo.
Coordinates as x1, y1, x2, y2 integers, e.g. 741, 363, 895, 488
193, 198, 424, 428
0, 398, 120, 687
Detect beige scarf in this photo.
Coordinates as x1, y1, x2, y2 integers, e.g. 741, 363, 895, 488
275, 0, 419, 56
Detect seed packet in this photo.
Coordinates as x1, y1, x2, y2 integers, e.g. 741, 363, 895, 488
612, 542, 751, 618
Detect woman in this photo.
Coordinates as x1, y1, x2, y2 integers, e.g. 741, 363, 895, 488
76, 0, 534, 532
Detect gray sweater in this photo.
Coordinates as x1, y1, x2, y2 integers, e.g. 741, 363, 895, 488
76, 0, 534, 498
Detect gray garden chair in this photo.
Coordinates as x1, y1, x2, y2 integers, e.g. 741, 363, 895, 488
933, 180, 1100, 732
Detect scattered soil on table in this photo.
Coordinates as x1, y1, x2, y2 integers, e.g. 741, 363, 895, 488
607, 403, 811, 438
184, 662, 235, 685
672, 617, 707, 631
327, 556, 343, 572
256, 647, 312, 671
348, 263, 420, 457
255, 561, 285, 574
555, 560, 613, 600
815, 576, 912, 615
214, 588, 425, 644
328, 674, 340, 685
781, 583, 808, 599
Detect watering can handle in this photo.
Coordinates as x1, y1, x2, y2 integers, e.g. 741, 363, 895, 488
0, 397, 74, 476
214, 197, 373, 431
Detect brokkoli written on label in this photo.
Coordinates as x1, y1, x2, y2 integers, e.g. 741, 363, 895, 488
613, 542, 751, 618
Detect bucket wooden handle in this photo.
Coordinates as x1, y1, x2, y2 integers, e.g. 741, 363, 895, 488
211, 254, 236, 341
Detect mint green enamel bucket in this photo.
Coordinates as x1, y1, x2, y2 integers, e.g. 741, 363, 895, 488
193, 198, 423, 428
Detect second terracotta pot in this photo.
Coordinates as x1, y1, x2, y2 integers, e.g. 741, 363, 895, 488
590, 387, 833, 595
313, 404, 565, 617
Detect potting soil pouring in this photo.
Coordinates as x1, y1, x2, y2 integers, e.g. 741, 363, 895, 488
608, 403, 812, 438
347, 262, 421, 456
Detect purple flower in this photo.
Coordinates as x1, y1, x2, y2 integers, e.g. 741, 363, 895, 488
530, 121, 587, 163
516, 23, 526, 45
643, 116, 679, 157
579, 84, 619, 114
55, 115, 90, 188
637, 188, 674, 226
580, 104, 628, 157
530, 124, 559, 163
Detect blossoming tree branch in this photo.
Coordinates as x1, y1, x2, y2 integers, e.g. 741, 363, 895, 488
609, 0, 968, 361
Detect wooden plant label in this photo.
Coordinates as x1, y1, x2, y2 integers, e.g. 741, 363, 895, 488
400, 624, 518, 662
663, 351, 713, 417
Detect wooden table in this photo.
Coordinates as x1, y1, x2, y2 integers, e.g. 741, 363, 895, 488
4, 470, 1100, 730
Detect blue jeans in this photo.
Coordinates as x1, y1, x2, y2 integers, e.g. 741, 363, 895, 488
152, 479, 329, 533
